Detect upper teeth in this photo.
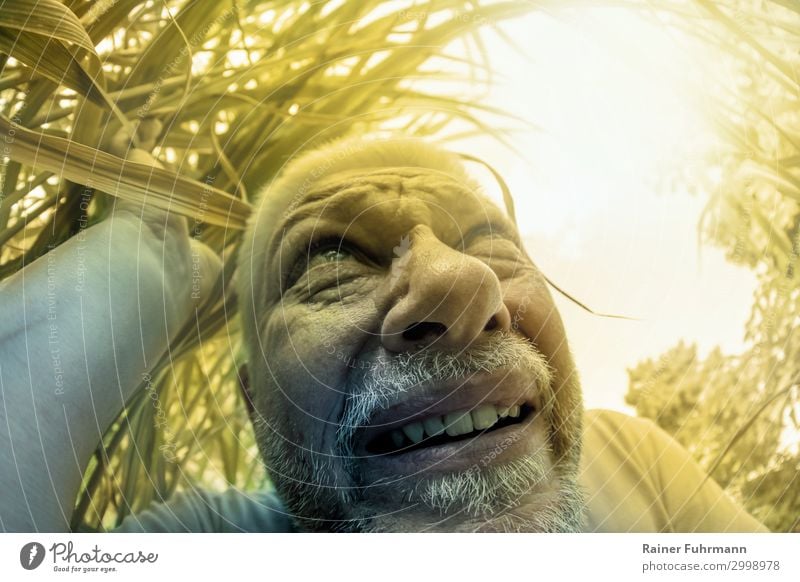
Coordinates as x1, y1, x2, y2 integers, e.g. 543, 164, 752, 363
392, 403, 522, 446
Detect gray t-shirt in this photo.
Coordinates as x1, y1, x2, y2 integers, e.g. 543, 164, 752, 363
114, 488, 294, 532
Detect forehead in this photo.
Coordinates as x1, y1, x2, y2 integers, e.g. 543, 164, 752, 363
274, 166, 511, 243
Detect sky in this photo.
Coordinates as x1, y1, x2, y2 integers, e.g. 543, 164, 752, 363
445, 7, 758, 411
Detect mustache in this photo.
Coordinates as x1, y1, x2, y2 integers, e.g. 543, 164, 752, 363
336, 331, 554, 454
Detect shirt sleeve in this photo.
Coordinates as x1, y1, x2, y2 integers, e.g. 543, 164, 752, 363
580, 409, 768, 533
644, 419, 770, 533
110, 488, 294, 533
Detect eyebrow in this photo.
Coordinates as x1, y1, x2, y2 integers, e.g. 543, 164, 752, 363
461, 217, 521, 248
267, 185, 365, 263
276, 188, 343, 238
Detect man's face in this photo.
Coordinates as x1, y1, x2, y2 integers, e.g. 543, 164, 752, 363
246, 165, 584, 532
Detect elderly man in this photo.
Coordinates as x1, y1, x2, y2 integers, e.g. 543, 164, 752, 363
0, 133, 766, 533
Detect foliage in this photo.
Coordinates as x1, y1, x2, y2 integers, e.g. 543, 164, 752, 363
626, 0, 800, 532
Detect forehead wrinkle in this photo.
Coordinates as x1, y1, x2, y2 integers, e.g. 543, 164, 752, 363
267, 181, 404, 268
266, 168, 494, 269
274, 166, 480, 237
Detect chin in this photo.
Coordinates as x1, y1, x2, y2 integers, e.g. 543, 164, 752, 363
262, 449, 586, 532
340, 466, 585, 533
345, 444, 585, 532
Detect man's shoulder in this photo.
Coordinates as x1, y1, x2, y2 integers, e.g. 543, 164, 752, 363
582, 408, 665, 454
579, 408, 689, 531
580, 407, 690, 491
579, 408, 768, 532
584, 407, 656, 429
580, 408, 664, 479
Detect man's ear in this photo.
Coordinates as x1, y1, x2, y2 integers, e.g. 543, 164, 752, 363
237, 364, 255, 416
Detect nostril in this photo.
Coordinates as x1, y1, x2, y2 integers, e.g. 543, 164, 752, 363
402, 321, 447, 342
484, 315, 498, 331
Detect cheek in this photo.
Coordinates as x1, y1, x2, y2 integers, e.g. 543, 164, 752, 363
502, 276, 567, 361
259, 300, 381, 441
501, 274, 583, 461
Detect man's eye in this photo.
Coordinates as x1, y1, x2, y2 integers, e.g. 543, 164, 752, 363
286, 239, 360, 289
309, 246, 353, 265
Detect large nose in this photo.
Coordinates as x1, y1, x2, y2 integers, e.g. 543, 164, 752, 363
381, 225, 511, 353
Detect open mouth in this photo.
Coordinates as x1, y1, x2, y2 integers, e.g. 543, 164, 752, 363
364, 402, 536, 455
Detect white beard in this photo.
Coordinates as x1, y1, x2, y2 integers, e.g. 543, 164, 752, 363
347, 453, 586, 533
251, 331, 584, 532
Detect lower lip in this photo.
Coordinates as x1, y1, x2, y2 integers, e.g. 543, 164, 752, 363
355, 412, 547, 477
